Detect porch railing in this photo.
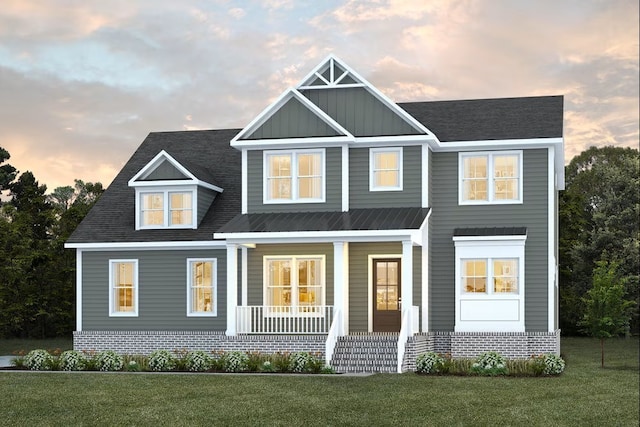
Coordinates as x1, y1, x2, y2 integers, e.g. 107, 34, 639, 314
397, 306, 419, 373
236, 305, 334, 334
325, 309, 342, 365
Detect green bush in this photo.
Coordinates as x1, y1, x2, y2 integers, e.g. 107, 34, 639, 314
59, 350, 87, 371
24, 349, 53, 371
471, 351, 508, 376
148, 349, 176, 372
415, 352, 446, 374
289, 352, 315, 373
542, 353, 565, 375
96, 350, 124, 371
271, 352, 291, 372
223, 351, 249, 373
185, 350, 211, 372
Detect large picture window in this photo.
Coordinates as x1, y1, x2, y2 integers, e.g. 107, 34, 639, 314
459, 151, 522, 204
109, 260, 138, 316
370, 147, 403, 191
139, 190, 194, 228
462, 258, 518, 294
264, 256, 325, 315
187, 259, 217, 316
264, 150, 324, 203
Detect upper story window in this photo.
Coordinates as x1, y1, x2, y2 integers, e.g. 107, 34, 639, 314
139, 189, 194, 229
264, 149, 325, 203
459, 151, 522, 204
109, 260, 138, 317
370, 147, 403, 191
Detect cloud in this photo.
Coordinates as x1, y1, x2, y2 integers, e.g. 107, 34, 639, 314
0, 0, 637, 194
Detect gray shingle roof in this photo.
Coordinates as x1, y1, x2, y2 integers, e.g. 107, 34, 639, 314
67, 129, 241, 243
217, 208, 430, 234
67, 95, 561, 245
399, 95, 563, 142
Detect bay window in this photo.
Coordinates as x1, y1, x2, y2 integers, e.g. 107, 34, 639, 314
264, 256, 325, 315
459, 151, 522, 204
264, 150, 324, 203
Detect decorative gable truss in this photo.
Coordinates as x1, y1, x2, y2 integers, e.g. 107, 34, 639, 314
232, 55, 440, 148
128, 150, 223, 230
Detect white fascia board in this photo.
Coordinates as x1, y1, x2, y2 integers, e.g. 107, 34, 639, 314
299, 83, 366, 90
130, 180, 223, 193
231, 136, 352, 150
231, 88, 353, 145
353, 135, 437, 147
64, 241, 227, 251
452, 235, 527, 245
215, 229, 423, 245
435, 137, 563, 152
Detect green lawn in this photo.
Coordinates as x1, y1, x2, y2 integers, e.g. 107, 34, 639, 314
1, 337, 638, 426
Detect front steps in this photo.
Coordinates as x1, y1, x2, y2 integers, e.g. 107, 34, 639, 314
330, 333, 400, 373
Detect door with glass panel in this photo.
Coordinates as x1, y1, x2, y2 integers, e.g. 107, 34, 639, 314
373, 259, 401, 332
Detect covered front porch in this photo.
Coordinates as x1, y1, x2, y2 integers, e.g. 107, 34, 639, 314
214, 208, 431, 372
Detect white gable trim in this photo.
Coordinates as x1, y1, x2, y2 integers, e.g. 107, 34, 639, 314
231, 88, 353, 145
64, 241, 228, 250
215, 229, 423, 245
128, 150, 223, 193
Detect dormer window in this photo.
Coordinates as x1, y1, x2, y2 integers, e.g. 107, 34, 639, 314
129, 150, 223, 231
140, 190, 194, 228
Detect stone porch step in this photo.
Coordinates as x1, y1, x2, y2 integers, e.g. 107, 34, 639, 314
331, 334, 399, 373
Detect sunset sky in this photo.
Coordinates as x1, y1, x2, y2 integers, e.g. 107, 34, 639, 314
0, 0, 638, 192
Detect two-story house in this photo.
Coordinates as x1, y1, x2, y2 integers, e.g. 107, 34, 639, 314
66, 56, 564, 372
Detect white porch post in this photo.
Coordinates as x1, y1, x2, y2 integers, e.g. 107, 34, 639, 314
401, 240, 414, 332
333, 241, 349, 335
226, 243, 239, 336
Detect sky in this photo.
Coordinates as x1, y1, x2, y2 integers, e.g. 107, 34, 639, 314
0, 0, 638, 193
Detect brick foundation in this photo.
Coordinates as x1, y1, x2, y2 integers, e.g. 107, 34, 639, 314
74, 331, 326, 357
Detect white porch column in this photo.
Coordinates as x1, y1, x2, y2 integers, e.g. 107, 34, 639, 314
226, 243, 239, 336
401, 240, 414, 331
333, 241, 349, 335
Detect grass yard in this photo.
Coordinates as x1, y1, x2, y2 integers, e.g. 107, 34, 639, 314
1, 337, 638, 426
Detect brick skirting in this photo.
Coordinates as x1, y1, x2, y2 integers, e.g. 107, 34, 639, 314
73, 331, 326, 357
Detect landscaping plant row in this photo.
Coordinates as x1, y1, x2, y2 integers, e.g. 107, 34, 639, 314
415, 351, 566, 376
12, 349, 335, 374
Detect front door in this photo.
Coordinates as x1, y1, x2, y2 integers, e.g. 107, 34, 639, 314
373, 258, 401, 332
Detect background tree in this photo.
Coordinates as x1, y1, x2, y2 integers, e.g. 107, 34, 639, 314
0, 147, 17, 193
560, 146, 639, 335
579, 261, 635, 367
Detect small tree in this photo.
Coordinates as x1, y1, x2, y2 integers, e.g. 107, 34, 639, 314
579, 261, 635, 367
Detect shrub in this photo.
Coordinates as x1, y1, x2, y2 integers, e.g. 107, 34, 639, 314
148, 349, 176, 372
271, 352, 291, 372
223, 351, 249, 373
471, 351, 508, 376
260, 360, 276, 373
59, 350, 87, 371
185, 350, 212, 372
289, 352, 315, 373
542, 353, 565, 375
415, 352, 446, 374
247, 352, 266, 372
24, 349, 53, 371
96, 350, 124, 371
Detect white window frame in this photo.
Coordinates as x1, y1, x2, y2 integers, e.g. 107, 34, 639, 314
186, 258, 217, 317
263, 255, 326, 317
263, 149, 326, 204
109, 259, 139, 317
453, 236, 526, 332
135, 185, 197, 230
458, 151, 523, 205
369, 147, 403, 191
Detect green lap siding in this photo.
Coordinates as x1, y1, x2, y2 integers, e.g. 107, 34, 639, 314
429, 149, 549, 332
348, 242, 422, 332
82, 249, 228, 331
349, 145, 422, 209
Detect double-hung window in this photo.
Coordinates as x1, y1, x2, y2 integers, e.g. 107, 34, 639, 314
187, 259, 217, 316
459, 151, 522, 204
264, 256, 325, 315
109, 260, 138, 316
264, 150, 324, 203
370, 147, 403, 191
139, 189, 194, 228
461, 258, 519, 294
